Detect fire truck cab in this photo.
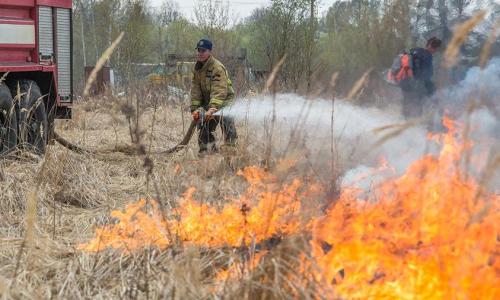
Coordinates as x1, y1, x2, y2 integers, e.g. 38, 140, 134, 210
0, 0, 72, 154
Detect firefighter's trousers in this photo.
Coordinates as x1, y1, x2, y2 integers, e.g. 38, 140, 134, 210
400, 80, 434, 119
197, 115, 237, 153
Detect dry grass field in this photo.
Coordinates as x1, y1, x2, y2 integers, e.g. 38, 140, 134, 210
0, 86, 498, 299
0, 88, 326, 299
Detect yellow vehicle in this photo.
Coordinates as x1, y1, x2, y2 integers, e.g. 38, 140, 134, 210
148, 61, 195, 87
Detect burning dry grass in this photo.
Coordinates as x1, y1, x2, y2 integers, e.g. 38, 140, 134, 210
78, 166, 323, 252
0, 87, 498, 299
75, 115, 498, 299
0, 90, 295, 298
312, 118, 499, 298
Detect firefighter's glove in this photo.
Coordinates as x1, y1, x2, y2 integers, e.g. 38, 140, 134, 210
192, 111, 200, 122
205, 107, 218, 121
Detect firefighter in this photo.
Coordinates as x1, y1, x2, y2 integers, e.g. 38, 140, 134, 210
401, 37, 442, 119
190, 39, 238, 154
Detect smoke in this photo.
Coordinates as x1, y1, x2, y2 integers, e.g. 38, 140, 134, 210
222, 94, 423, 169
220, 58, 499, 190
437, 57, 500, 114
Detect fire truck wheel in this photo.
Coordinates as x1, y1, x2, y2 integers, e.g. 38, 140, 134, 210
13, 80, 48, 154
0, 83, 18, 155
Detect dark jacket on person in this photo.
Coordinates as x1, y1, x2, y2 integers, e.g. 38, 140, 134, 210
410, 47, 435, 95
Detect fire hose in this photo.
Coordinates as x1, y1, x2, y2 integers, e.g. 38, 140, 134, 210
52, 108, 217, 156
0, 115, 199, 158
52, 118, 198, 156
0, 108, 223, 158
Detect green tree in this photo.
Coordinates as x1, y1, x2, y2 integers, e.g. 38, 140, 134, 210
115, 0, 156, 81
165, 18, 201, 55
153, 0, 182, 62
193, 0, 241, 58
240, 0, 318, 91
319, 0, 410, 82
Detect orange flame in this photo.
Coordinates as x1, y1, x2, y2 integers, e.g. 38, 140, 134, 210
311, 117, 499, 298
80, 117, 499, 298
79, 167, 319, 252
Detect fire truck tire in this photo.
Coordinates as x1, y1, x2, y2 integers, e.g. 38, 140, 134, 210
13, 80, 48, 154
0, 83, 18, 155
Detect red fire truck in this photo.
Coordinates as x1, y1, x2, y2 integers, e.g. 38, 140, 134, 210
0, 0, 72, 154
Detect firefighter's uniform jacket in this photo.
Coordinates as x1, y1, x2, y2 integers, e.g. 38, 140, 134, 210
190, 56, 235, 112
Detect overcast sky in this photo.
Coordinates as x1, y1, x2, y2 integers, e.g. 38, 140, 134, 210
150, 0, 338, 21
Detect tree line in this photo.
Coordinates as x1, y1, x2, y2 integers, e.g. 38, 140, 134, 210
73, 0, 500, 94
